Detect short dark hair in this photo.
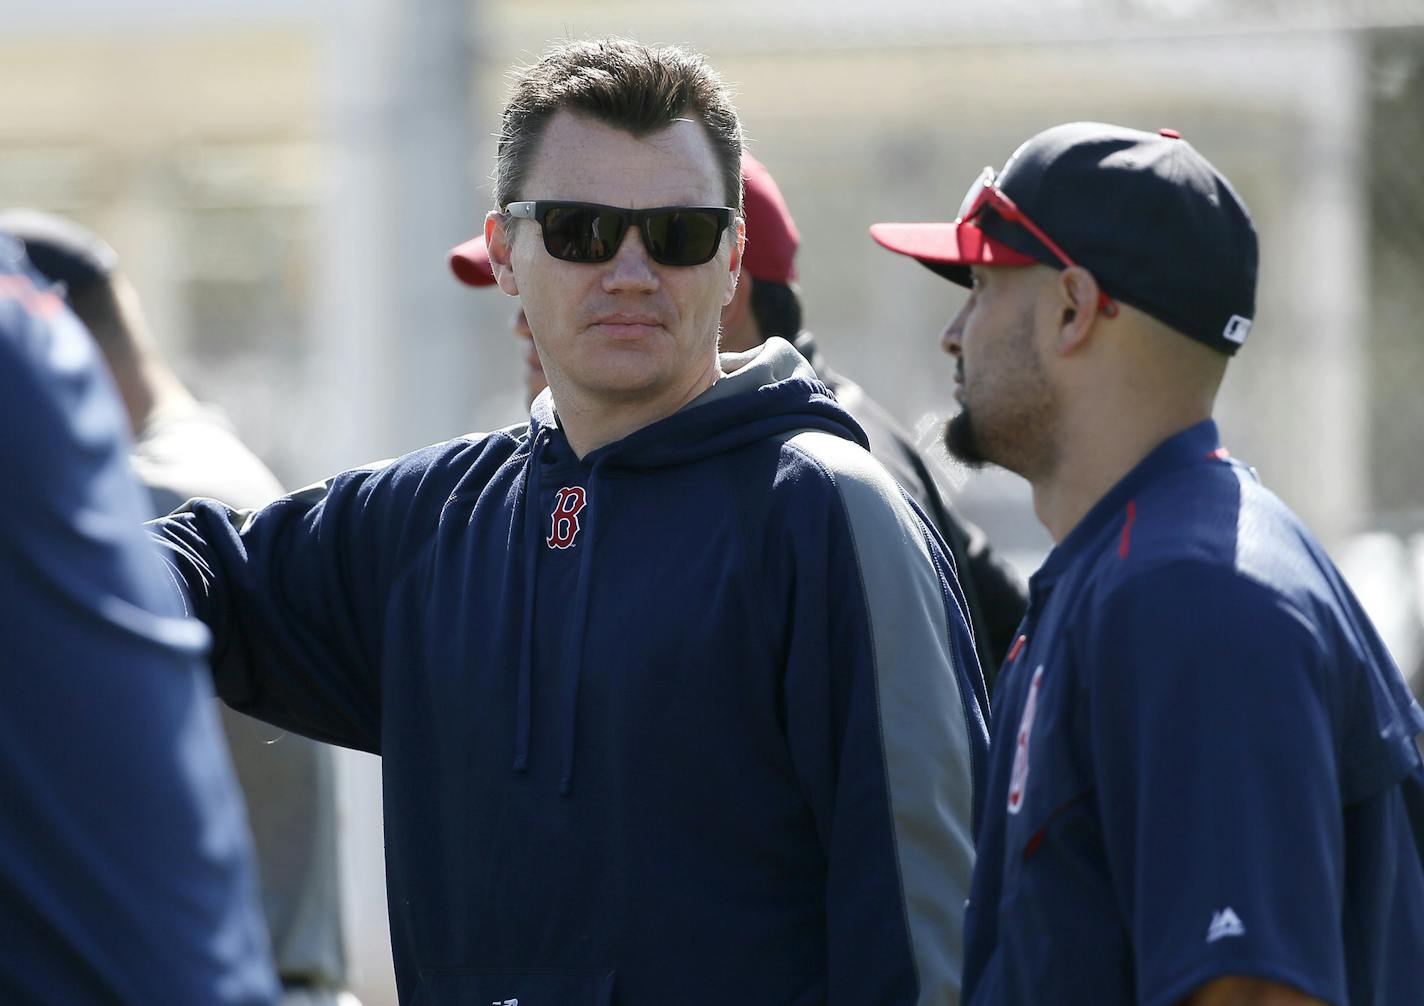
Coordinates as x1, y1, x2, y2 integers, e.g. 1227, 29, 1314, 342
749, 278, 803, 342
494, 37, 744, 212
65, 280, 128, 349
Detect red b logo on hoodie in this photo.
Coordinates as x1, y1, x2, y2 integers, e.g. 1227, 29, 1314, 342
547, 486, 587, 549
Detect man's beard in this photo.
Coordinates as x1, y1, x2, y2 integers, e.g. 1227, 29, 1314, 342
940, 305, 1058, 479
943, 409, 989, 468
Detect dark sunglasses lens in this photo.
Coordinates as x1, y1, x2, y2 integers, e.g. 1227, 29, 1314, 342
642, 210, 724, 265
541, 205, 627, 262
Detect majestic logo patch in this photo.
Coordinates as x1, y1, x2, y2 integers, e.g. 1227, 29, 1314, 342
1206, 907, 1246, 943
546, 486, 587, 549
1007, 664, 1045, 815
1222, 314, 1252, 345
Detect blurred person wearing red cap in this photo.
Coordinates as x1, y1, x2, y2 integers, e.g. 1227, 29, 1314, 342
447, 235, 547, 402
452, 152, 1028, 677
873, 122, 1424, 1006
153, 38, 987, 1006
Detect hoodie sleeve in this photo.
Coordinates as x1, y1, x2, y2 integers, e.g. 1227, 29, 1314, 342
775, 431, 989, 1006
149, 436, 508, 753
1083, 564, 1348, 1006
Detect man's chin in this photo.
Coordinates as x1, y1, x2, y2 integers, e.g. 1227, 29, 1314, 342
943, 412, 990, 469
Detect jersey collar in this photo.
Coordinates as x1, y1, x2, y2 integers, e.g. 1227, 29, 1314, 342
1031, 419, 1225, 590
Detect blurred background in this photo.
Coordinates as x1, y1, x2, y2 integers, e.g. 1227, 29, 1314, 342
6, 0, 1423, 1000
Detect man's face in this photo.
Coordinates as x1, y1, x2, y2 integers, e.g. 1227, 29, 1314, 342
940, 264, 1060, 478
489, 111, 741, 410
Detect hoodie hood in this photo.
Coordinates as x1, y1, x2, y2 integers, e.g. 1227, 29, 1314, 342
525, 336, 867, 469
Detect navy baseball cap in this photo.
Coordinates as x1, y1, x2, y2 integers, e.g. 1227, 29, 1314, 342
871, 122, 1259, 355
0, 209, 118, 297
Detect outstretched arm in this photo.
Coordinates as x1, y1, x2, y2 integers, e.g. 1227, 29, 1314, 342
151, 435, 511, 753
153, 471, 391, 752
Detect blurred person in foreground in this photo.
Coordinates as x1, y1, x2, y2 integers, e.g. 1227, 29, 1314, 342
150, 37, 987, 1006
0, 209, 355, 1006
0, 235, 278, 1005
451, 152, 1028, 679
873, 122, 1424, 1006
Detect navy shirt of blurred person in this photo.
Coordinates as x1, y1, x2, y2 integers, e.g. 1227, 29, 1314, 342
0, 209, 352, 1006
0, 235, 278, 1005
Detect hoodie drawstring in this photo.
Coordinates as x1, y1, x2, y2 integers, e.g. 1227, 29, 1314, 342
505, 340, 860, 794
512, 428, 549, 774
512, 430, 601, 797
556, 455, 606, 796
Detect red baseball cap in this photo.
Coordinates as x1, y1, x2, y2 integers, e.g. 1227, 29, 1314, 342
449, 233, 496, 287
448, 151, 800, 288
739, 152, 798, 284
868, 216, 1036, 287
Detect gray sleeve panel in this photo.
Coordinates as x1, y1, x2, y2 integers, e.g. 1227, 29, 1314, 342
788, 430, 977, 1006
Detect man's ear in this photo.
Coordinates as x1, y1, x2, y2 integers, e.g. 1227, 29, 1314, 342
485, 211, 520, 297
1054, 265, 1103, 355
718, 273, 760, 353
722, 216, 746, 307
722, 270, 753, 329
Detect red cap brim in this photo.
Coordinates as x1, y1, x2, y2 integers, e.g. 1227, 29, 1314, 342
448, 235, 496, 287
869, 221, 1037, 286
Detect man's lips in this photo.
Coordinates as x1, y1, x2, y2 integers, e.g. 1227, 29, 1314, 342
592, 314, 664, 338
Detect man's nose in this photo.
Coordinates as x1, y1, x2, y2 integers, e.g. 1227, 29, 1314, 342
941, 304, 968, 357
603, 225, 659, 292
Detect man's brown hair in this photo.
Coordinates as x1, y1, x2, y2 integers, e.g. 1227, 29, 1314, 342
494, 37, 744, 212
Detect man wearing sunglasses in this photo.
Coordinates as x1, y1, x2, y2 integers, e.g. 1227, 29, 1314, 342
449, 151, 1029, 681
873, 122, 1424, 1006
153, 37, 988, 1006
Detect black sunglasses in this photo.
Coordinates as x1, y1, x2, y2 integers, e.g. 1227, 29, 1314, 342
504, 200, 735, 267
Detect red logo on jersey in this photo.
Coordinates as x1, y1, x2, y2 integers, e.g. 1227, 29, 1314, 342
546, 486, 587, 549
1007, 664, 1045, 815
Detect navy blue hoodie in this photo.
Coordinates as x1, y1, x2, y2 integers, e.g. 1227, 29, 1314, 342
155, 337, 989, 1005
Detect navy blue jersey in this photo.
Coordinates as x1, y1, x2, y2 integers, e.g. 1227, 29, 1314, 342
153, 337, 989, 1005
0, 242, 278, 1005
962, 420, 1424, 1006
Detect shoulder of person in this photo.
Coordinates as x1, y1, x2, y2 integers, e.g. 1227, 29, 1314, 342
773, 428, 937, 551
284, 425, 528, 522
1094, 459, 1344, 635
